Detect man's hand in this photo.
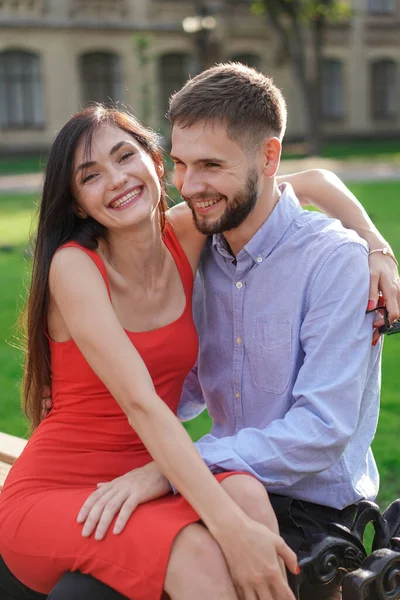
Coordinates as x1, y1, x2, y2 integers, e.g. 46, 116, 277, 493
41, 385, 52, 420
77, 461, 170, 540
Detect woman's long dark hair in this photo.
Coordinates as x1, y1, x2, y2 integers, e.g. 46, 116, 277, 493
23, 105, 168, 430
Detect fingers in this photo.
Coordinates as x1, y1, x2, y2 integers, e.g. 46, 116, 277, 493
77, 481, 139, 540
42, 385, 51, 399
367, 273, 380, 312
276, 538, 299, 576
40, 398, 53, 420
270, 578, 296, 600
241, 589, 259, 600
384, 293, 400, 324
368, 250, 400, 323
375, 275, 400, 323
80, 487, 116, 538
113, 496, 139, 535
77, 485, 109, 523
94, 490, 129, 540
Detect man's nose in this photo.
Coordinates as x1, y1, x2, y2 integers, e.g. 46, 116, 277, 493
180, 170, 206, 199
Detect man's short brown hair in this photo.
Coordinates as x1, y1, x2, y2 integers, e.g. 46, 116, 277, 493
168, 62, 287, 150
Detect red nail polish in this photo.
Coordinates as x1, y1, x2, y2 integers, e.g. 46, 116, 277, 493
296, 565, 301, 574
372, 339, 378, 347
367, 300, 375, 311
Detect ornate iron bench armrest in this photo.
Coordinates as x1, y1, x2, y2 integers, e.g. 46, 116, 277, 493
289, 500, 400, 599
342, 499, 400, 599
288, 527, 367, 599
342, 546, 400, 599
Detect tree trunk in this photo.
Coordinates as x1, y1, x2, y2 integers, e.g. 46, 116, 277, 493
261, 1, 326, 156
288, 17, 325, 156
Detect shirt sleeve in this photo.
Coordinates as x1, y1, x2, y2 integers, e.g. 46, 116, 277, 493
194, 242, 379, 488
178, 361, 207, 422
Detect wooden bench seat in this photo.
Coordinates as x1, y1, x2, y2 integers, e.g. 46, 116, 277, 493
0, 432, 27, 492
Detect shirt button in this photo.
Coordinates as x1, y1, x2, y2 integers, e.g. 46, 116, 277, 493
235, 392, 240, 399
235, 336, 241, 345
256, 255, 263, 263
236, 281, 243, 289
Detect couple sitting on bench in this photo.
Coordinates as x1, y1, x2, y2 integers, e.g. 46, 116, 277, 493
0, 63, 399, 600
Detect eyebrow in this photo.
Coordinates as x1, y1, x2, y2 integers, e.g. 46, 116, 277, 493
170, 155, 227, 166
75, 141, 134, 175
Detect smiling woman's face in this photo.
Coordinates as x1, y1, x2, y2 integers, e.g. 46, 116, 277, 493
72, 124, 162, 231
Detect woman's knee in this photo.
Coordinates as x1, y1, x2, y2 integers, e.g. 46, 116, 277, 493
165, 524, 233, 594
221, 475, 279, 533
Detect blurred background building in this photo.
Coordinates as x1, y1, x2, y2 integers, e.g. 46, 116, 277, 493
0, 0, 399, 153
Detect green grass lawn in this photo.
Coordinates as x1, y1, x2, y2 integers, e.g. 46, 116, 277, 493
0, 155, 47, 176
1, 138, 400, 177
281, 139, 400, 162
0, 182, 399, 509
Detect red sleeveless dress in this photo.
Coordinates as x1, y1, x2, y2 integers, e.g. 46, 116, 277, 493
0, 224, 233, 599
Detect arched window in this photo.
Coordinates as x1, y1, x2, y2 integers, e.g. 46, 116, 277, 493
371, 59, 397, 119
79, 52, 121, 106
367, 0, 395, 14
229, 54, 262, 71
0, 50, 44, 128
321, 59, 344, 120
159, 53, 191, 128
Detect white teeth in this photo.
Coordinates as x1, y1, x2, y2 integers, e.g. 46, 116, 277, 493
196, 198, 220, 209
110, 188, 141, 209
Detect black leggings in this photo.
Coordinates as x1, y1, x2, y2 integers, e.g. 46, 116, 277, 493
0, 557, 127, 600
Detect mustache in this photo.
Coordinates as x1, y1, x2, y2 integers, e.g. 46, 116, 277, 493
182, 193, 225, 204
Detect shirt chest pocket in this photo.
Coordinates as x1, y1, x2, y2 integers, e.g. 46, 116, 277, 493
249, 319, 292, 395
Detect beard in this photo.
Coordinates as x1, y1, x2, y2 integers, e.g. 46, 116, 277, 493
183, 167, 259, 235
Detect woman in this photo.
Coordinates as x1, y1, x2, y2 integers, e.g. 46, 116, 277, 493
0, 105, 396, 600
0, 105, 298, 600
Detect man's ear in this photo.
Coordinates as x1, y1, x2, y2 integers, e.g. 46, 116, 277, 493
262, 137, 282, 177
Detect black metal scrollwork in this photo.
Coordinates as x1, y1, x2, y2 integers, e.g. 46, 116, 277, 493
290, 499, 400, 599
341, 497, 400, 599
298, 534, 366, 586
342, 548, 400, 600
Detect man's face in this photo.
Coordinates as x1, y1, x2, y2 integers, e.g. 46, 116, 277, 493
171, 121, 261, 235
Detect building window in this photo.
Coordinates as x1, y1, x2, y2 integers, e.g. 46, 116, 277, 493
0, 0, 46, 17
159, 53, 191, 129
0, 50, 44, 129
367, 0, 395, 14
371, 59, 397, 119
70, 0, 127, 20
321, 59, 344, 120
229, 54, 261, 71
79, 52, 122, 106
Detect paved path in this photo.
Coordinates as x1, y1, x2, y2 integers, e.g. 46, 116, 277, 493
1, 158, 400, 194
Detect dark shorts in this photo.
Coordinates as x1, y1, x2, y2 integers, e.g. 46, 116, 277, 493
269, 493, 358, 600
269, 493, 358, 553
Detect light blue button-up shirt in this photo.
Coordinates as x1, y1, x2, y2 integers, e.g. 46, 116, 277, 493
179, 184, 381, 509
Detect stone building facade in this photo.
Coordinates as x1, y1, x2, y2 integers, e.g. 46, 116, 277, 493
0, 0, 399, 152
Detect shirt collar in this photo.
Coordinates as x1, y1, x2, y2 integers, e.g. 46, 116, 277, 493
212, 183, 303, 263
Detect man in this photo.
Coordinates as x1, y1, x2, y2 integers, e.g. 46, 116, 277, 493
2, 64, 399, 600
165, 63, 382, 599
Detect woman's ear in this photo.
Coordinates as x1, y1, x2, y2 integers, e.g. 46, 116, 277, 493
74, 203, 88, 219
